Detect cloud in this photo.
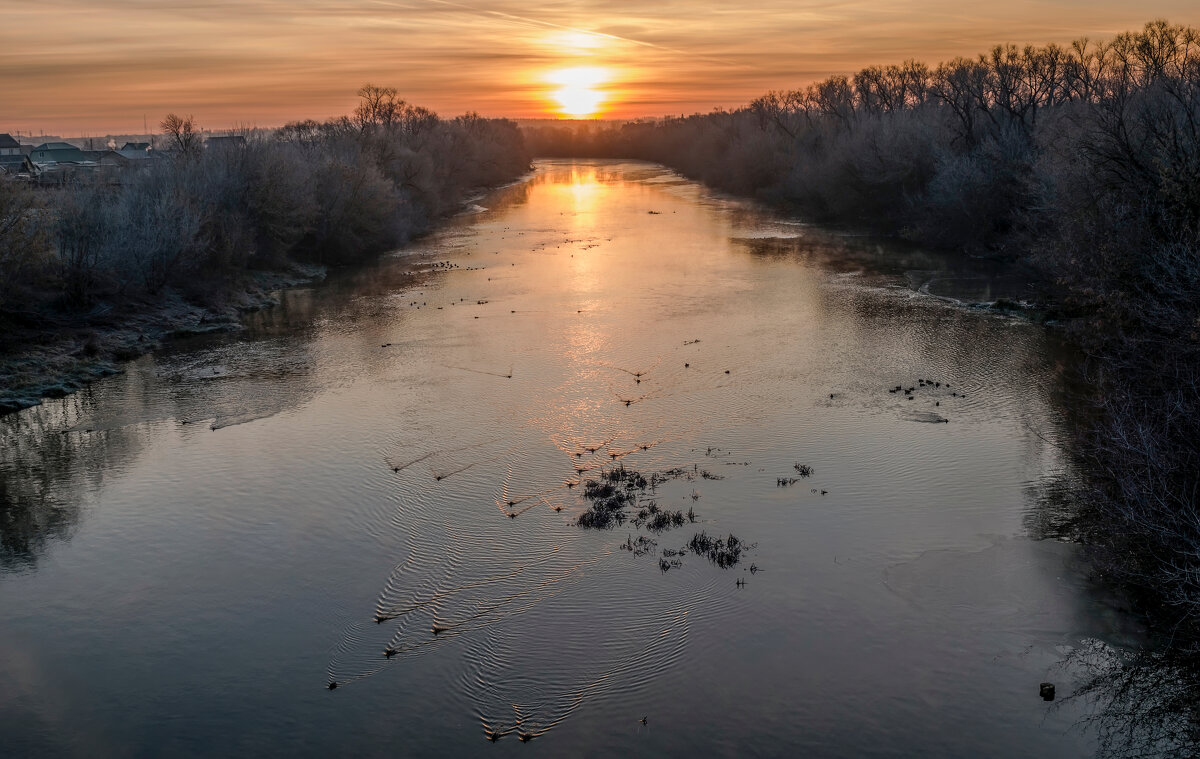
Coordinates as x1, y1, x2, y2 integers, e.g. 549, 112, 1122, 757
3, 0, 1199, 132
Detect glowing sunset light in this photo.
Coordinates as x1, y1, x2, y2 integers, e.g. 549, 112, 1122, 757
1, 1, 1198, 131
548, 66, 610, 118
551, 30, 609, 52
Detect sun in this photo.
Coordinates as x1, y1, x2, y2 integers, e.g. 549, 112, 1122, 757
547, 66, 608, 119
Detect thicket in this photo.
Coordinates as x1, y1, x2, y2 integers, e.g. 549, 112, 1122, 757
528, 21, 1200, 646
0, 85, 529, 314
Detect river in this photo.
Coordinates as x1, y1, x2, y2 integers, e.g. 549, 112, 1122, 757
0, 161, 1148, 756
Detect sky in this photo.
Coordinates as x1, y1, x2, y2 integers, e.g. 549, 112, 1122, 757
3, 1, 1199, 134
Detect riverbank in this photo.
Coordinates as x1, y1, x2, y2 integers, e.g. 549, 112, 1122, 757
0, 90, 531, 415
0, 263, 325, 414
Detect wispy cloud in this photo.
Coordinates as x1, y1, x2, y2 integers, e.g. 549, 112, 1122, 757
2, 0, 1197, 133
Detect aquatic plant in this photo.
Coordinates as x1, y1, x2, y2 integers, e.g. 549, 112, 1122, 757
620, 534, 658, 556
576, 465, 700, 530
688, 531, 751, 569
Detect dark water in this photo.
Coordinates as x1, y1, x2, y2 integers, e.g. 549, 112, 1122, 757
0, 161, 1151, 757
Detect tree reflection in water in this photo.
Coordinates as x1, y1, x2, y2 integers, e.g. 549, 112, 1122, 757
0, 395, 106, 572
0, 471, 83, 572
1060, 638, 1200, 758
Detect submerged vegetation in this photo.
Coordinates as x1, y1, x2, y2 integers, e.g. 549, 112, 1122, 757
0, 85, 529, 411
576, 464, 707, 530
576, 464, 748, 571
529, 20, 1200, 658
687, 532, 749, 569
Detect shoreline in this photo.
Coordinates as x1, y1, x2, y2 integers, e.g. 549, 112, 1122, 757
0, 263, 325, 416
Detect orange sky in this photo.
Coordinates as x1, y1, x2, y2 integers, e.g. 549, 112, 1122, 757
3, 1, 1199, 134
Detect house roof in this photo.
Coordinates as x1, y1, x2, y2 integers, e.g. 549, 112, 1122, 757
0, 154, 34, 173
120, 142, 150, 151
0, 134, 20, 149
33, 142, 80, 152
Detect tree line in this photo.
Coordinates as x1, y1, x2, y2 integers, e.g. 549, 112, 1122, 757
0, 85, 529, 311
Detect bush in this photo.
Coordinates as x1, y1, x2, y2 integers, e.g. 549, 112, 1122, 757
0, 178, 50, 309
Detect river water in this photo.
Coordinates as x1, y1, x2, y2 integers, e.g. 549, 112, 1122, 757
0, 161, 1146, 756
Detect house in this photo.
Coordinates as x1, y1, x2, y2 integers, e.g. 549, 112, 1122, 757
95, 150, 130, 168
117, 142, 152, 161
30, 141, 86, 164
0, 133, 22, 156
0, 154, 35, 175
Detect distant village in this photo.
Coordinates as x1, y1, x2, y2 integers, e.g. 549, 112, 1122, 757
0, 132, 246, 183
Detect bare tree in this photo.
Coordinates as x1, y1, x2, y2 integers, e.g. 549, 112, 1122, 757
160, 113, 201, 155
354, 84, 403, 131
